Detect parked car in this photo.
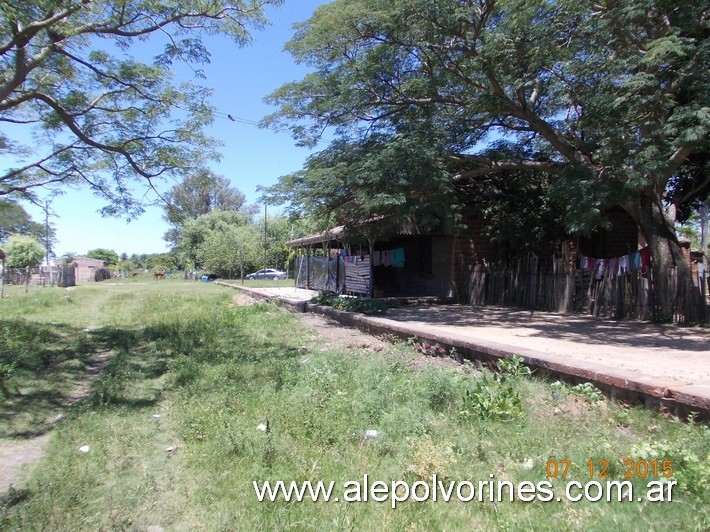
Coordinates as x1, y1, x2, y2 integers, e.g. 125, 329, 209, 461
245, 268, 287, 280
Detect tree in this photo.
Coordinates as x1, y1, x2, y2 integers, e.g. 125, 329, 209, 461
87, 248, 118, 266
5, 234, 45, 269
0, 0, 281, 217
117, 259, 135, 274
162, 169, 256, 245
0, 199, 46, 243
263, 132, 457, 241
178, 209, 261, 276
264, 0, 709, 321
145, 252, 180, 271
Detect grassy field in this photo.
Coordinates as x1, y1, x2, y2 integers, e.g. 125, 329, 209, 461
0, 280, 708, 530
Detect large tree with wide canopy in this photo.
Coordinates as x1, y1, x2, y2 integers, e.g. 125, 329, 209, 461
0, 0, 280, 216
264, 0, 708, 321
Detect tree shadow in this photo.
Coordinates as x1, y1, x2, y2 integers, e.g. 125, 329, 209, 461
1, 310, 309, 438
384, 305, 710, 352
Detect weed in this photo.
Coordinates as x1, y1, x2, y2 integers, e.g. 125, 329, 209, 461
629, 415, 710, 498
90, 361, 128, 405
407, 434, 455, 479
497, 355, 532, 379
1, 281, 707, 530
460, 373, 523, 421
168, 355, 201, 387
311, 291, 392, 315
571, 382, 604, 404
419, 368, 461, 411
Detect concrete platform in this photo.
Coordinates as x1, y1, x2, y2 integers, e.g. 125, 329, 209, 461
216, 282, 710, 417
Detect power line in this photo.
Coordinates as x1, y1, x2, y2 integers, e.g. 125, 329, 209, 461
213, 111, 260, 126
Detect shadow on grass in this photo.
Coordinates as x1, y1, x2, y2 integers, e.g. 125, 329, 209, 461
1, 308, 306, 437
0, 487, 30, 510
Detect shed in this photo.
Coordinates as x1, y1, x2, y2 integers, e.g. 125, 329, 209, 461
72, 256, 107, 283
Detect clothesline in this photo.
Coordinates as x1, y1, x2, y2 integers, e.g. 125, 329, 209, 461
373, 248, 405, 268
579, 246, 651, 276
340, 247, 406, 268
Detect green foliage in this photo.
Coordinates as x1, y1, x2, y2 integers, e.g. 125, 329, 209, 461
265, 0, 708, 302
1, 282, 708, 528
86, 248, 118, 266
629, 416, 710, 498
459, 356, 531, 421
90, 360, 129, 406
178, 210, 260, 276
460, 373, 522, 422
311, 290, 393, 315
144, 252, 181, 272
4, 234, 45, 269
261, 134, 457, 239
497, 355, 532, 379
176, 209, 299, 278
418, 368, 462, 412
0, 199, 46, 244
0, 0, 281, 215
571, 382, 605, 404
162, 170, 256, 245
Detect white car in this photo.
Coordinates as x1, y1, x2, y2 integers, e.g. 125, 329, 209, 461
245, 268, 287, 280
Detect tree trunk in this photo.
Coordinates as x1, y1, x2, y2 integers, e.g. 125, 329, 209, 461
631, 194, 699, 323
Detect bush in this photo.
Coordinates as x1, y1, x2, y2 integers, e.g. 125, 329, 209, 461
311, 291, 393, 315
460, 373, 523, 421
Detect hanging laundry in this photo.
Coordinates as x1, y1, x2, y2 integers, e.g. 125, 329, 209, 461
640, 246, 651, 272
595, 259, 606, 280
609, 257, 617, 273
392, 248, 405, 268
618, 255, 630, 273
382, 250, 393, 267
373, 251, 381, 266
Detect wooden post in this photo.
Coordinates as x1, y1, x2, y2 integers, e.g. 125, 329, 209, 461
367, 235, 375, 298
0, 250, 5, 299
306, 245, 311, 290
335, 249, 340, 294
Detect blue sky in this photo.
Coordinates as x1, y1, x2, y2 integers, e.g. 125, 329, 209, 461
23, 0, 331, 258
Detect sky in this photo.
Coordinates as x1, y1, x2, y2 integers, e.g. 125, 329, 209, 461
22, 0, 331, 258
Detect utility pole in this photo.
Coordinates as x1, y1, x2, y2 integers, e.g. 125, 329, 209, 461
263, 204, 268, 270
44, 199, 54, 286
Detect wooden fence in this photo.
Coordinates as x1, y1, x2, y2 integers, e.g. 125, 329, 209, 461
466, 254, 708, 324
2, 265, 87, 287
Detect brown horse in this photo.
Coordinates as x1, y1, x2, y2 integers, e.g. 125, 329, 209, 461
153, 270, 165, 280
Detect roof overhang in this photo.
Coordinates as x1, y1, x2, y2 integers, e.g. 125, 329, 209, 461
287, 225, 346, 248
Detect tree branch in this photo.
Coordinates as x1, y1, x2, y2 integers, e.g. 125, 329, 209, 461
447, 154, 566, 180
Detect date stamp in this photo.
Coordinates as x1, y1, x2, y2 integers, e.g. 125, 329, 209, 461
546, 459, 674, 479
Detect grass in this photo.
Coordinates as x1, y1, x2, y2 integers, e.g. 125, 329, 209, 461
0, 280, 708, 530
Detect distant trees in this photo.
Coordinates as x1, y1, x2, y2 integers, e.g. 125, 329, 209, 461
87, 248, 118, 266
178, 210, 259, 277
5, 235, 44, 269
0, 200, 46, 243
162, 170, 256, 245
174, 209, 298, 278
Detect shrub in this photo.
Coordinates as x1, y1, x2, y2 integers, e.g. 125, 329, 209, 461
571, 382, 604, 404
460, 373, 522, 422
311, 291, 393, 315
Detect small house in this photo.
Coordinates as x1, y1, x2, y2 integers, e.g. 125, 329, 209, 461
72, 256, 107, 283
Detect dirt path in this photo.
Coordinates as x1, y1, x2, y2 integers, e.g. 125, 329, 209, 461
0, 295, 474, 499
0, 351, 114, 498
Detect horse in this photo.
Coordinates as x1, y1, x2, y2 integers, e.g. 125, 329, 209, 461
153, 270, 165, 280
